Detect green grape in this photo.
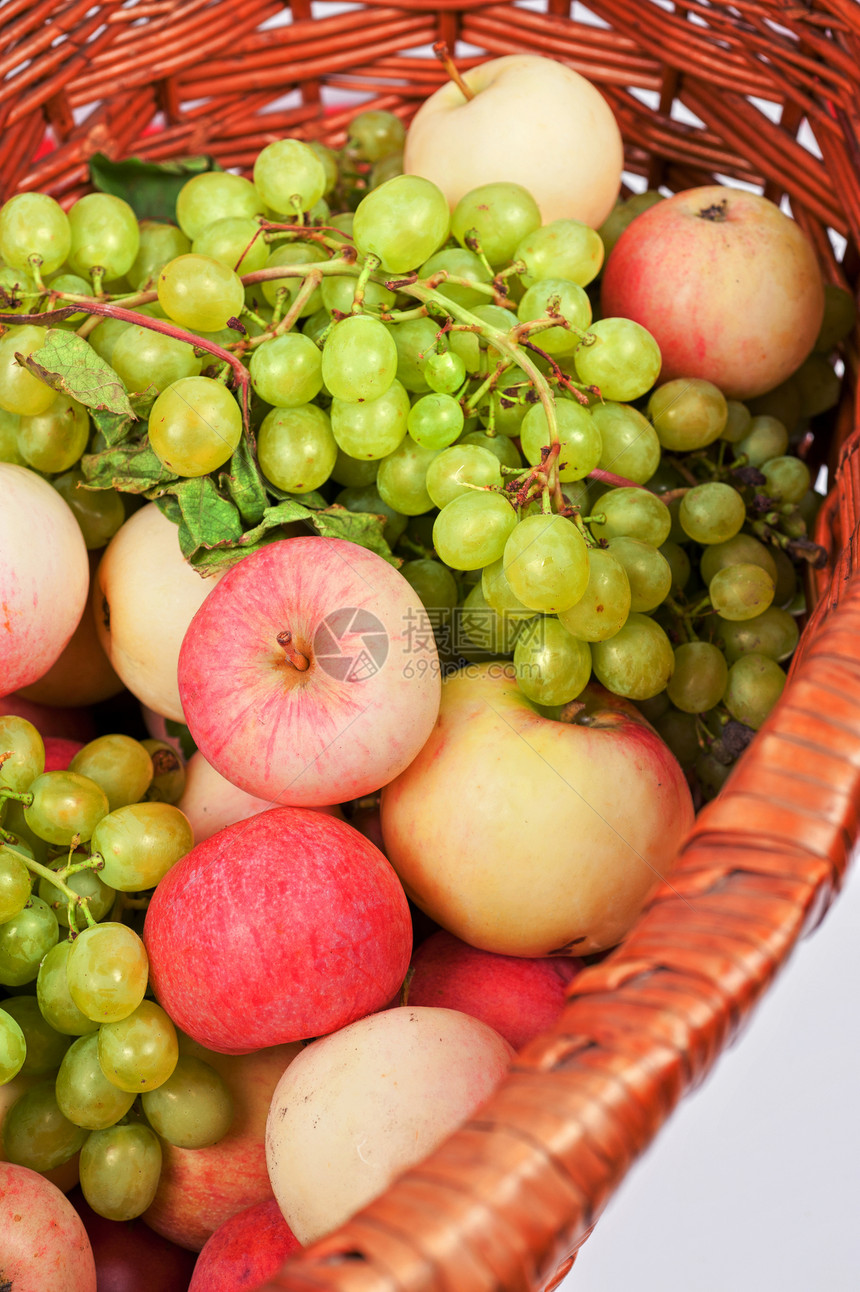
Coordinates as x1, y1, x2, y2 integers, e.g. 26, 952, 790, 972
666, 641, 728, 713
330, 381, 409, 459
88, 316, 132, 366
483, 369, 531, 439
721, 400, 752, 444
353, 175, 450, 273
66, 921, 149, 1024
514, 217, 604, 288
307, 140, 339, 195
192, 216, 268, 274
0, 192, 71, 274
148, 376, 243, 477
590, 487, 672, 547
259, 242, 327, 311
423, 349, 467, 395
331, 447, 378, 488
0, 264, 39, 316
734, 414, 789, 467
1, 801, 50, 866
55, 1032, 136, 1129
604, 536, 670, 615
2, 1080, 89, 1169
520, 400, 602, 482
709, 563, 775, 621
679, 482, 746, 545
0, 715, 45, 792
376, 437, 440, 515
660, 539, 691, 592
482, 557, 535, 619
38, 860, 115, 929
433, 491, 517, 571
52, 470, 126, 549
517, 278, 591, 355
407, 393, 464, 449
0, 896, 59, 986
41, 272, 95, 327
370, 153, 404, 188
452, 183, 541, 267
334, 484, 408, 547
254, 139, 326, 214
425, 444, 502, 509
448, 304, 519, 375
503, 513, 589, 613
24, 771, 110, 846
141, 1054, 233, 1148
69, 735, 154, 813
320, 267, 396, 316
258, 404, 337, 493
513, 617, 591, 706
0, 407, 24, 464
724, 653, 786, 729
157, 254, 245, 332
555, 546, 631, 641
97, 999, 178, 1093
387, 317, 440, 393
590, 613, 675, 701
418, 247, 491, 309
648, 378, 728, 450
67, 193, 139, 280
176, 172, 264, 241
347, 109, 406, 161
36, 940, 100, 1037
16, 393, 90, 474
574, 319, 661, 402
111, 325, 202, 395
700, 534, 777, 586
80, 1121, 162, 1222
597, 190, 664, 256
90, 802, 193, 893
771, 546, 798, 609
654, 707, 701, 769
0, 325, 56, 416
322, 314, 398, 403
460, 429, 522, 470
249, 333, 323, 409
0, 845, 32, 926
456, 582, 523, 660
814, 282, 857, 354
128, 221, 191, 290
760, 456, 811, 505
0, 1007, 27, 1084
590, 402, 660, 485
141, 740, 186, 805
402, 559, 459, 614
716, 605, 799, 664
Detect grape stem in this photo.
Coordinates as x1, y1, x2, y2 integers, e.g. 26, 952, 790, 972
14, 851, 97, 932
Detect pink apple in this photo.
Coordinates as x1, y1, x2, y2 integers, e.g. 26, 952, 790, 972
601, 185, 825, 399
189, 1197, 301, 1291
43, 736, 85, 771
143, 1038, 301, 1252
0, 691, 97, 742
0, 462, 89, 698
0, 1161, 96, 1291
381, 666, 695, 956
177, 536, 440, 807
406, 930, 583, 1050
144, 806, 412, 1052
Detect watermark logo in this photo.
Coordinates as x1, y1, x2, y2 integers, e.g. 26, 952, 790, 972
313, 607, 389, 682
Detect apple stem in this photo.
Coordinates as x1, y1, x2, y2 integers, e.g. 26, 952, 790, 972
433, 41, 475, 101
277, 630, 310, 671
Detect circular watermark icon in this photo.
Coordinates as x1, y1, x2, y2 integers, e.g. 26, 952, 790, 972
313, 607, 389, 682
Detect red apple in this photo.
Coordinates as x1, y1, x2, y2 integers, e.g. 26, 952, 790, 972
0, 1161, 96, 1291
143, 1038, 301, 1252
144, 806, 412, 1052
177, 536, 440, 807
0, 692, 97, 742
43, 736, 85, 771
68, 1186, 197, 1292
0, 462, 89, 698
189, 1197, 301, 1291
381, 665, 694, 956
601, 185, 825, 399
406, 930, 583, 1050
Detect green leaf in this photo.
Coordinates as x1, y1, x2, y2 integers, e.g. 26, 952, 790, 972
163, 719, 197, 761
309, 504, 401, 566
218, 435, 268, 526
90, 407, 135, 448
89, 153, 220, 223
150, 476, 244, 562
22, 329, 134, 416
81, 439, 177, 493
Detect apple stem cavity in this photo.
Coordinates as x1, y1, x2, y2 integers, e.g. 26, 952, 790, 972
277, 630, 310, 672
697, 199, 729, 222
433, 41, 475, 102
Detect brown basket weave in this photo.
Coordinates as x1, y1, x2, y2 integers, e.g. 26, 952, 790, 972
3, 3, 859, 1289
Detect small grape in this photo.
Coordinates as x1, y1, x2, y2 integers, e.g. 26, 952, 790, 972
258, 404, 338, 494
590, 487, 672, 547
0, 407, 24, 464
679, 482, 746, 545
141, 740, 186, 805
514, 217, 604, 288
557, 546, 631, 641
721, 400, 752, 444
814, 283, 857, 354
519, 400, 603, 482
0, 994, 67, 1077
716, 605, 799, 664
591, 402, 661, 485
660, 540, 691, 592
2, 1080, 89, 1170
514, 617, 592, 706
254, 139, 327, 214
192, 216, 269, 274
322, 315, 398, 404
176, 172, 264, 241
330, 381, 410, 460
36, 941, 100, 1038
376, 437, 440, 515
418, 247, 492, 309
141, 1054, 233, 1148
0, 715, 45, 793
433, 491, 517, 571
460, 430, 522, 471
402, 560, 459, 614
348, 109, 407, 162
80, 1122, 163, 1222
388, 316, 440, 392
709, 563, 775, 621
0, 192, 71, 274
148, 376, 243, 477
69, 735, 153, 813
0, 325, 56, 416
590, 614, 675, 701
482, 558, 535, 619
55, 1032, 136, 1129
129, 221, 192, 291
66, 921, 149, 1023
503, 514, 589, 614
452, 182, 541, 267
517, 278, 591, 354
407, 393, 464, 450
260, 242, 326, 311
574, 318, 661, 402
0, 846, 33, 926
320, 267, 396, 317
98, 1000, 179, 1093
0, 1007, 27, 1084
90, 802, 194, 892
353, 175, 450, 273
760, 456, 811, 505
724, 653, 786, 729
111, 325, 202, 395
331, 448, 379, 488
648, 378, 728, 450
158, 254, 245, 333
666, 641, 729, 714
654, 708, 701, 769
456, 582, 523, 660
423, 349, 466, 395
606, 536, 671, 614
734, 415, 788, 467
52, 470, 126, 549
67, 193, 140, 280
700, 534, 777, 586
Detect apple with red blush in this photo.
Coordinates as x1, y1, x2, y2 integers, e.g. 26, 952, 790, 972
189, 1197, 301, 1292
68, 1186, 197, 1292
0, 1161, 96, 1291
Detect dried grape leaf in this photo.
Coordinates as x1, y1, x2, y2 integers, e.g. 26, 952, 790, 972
22, 329, 134, 416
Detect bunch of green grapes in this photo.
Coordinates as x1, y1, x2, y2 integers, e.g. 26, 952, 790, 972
0, 716, 233, 1222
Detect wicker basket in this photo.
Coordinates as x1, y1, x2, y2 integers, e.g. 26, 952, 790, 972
2, 3, 859, 1289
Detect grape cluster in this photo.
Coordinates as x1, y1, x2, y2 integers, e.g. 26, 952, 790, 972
0, 715, 233, 1221
0, 113, 853, 804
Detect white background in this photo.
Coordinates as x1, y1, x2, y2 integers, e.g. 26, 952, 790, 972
565, 856, 860, 1292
